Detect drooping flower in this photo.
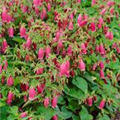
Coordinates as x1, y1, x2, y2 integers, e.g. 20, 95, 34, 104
33, 0, 41, 7
107, 1, 115, 7
20, 112, 28, 118
100, 70, 104, 79
7, 76, 14, 86
1, 40, 8, 54
52, 115, 58, 120
45, 46, 51, 58
37, 84, 45, 94
67, 45, 72, 56
79, 59, 85, 71
98, 99, 105, 109
68, 22, 73, 30
87, 97, 93, 106
44, 97, 49, 108
51, 96, 57, 108
77, 14, 82, 26
38, 48, 44, 60
100, 8, 106, 15
26, 37, 32, 49
105, 31, 113, 40
59, 61, 70, 77
99, 44, 105, 55
90, 22, 96, 32
20, 25, 26, 38
0, 65, 2, 74
81, 43, 87, 54
36, 68, 44, 75
7, 91, 14, 105
8, 27, 14, 37
29, 87, 37, 100
40, 8, 47, 20
99, 61, 104, 70
47, 3, 51, 11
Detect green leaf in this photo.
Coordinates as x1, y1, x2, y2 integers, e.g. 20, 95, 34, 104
37, 106, 57, 120
79, 106, 93, 120
61, 106, 72, 119
98, 114, 110, 120
72, 77, 88, 93
72, 114, 80, 120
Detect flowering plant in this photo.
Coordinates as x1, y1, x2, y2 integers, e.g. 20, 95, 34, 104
0, 0, 120, 120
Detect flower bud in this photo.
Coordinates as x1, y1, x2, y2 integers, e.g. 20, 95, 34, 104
20, 112, 28, 118
44, 97, 49, 108
45, 47, 51, 58
79, 59, 85, 71
20, 25, 26, 38
52, 96, 57, 108
68, 22, 73, 30
52, 115, 58, 120
87, 97, 93, 106
7, 91, 13, 105
29, 87, 37, 100
7, 76, 14, 86
38, 48, 44, 60
8, 27, 14, 37
100, 70, 104, 79
0, 65, 2, 74
98, 99, 105, 109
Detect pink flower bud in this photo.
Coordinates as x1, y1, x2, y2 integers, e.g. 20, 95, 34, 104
110, 8, 114, 15
99, 44, 105, 55
79, 59, 85, 71
47, 3, 51, 11
20, 26, 26, 38
52, 115, 58, 120
99, 61, 104, 70
58, 40, 63, 49
38, 48, 44, 60
35, 7, 39, 15
1, 40, 8, 54
7, 91, 13, 105
100, 8, 106, 15
92, 63, 97, 71
105, 31, 113, 40
37, 84, 44, 94
20, 112, 28, 118
36, 68, 44, 75
52, 96, 57, 108
81, 43, 87, 54
98, 99, 105, 109
0, 65, 2, 74
1, 76, 5, 85
79, 20, 87, 27
77, 0, 81, 3
1, 7, 8, 22
100, 70, 104, 79
90, 22, 96, 32
24, 95, 28, 102
20, 83, 29, 91
7, 76, 14, 86
21, 5, 28, 13
44, 97, 49, 108
40, 8, 47, 20
29, 87, 37, 100
68, 22, 73, 30
26, 37, 32, 49
67, 45, 72, 56
8, 27, 14, 37
77, 14, 82, 26
92, 0, 96, 6
59, 61, 70, 77
33, 0, 41, 7
56, 31, 60, 40
95, 45, 99, 53
45, 47, 51, 58
107, 1, 115, 7
87, 97, 93, 106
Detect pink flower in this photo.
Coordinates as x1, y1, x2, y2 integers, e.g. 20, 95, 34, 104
7, 91, 14, 105
68, 22, 73, 30
99, 61, 104, 70
29, 87, 37, 100
21, 5, 28, 13
44, 97, 49, 108
1, 40, 8, 54
7, 76, 14, 86
98, 99, 105, 109
99, 44, 105, 55
1, 7, 8, 22
8, 27, 14, 37
110, 8, 114, 15
37, 84, 44, 94
20, 25, 26, 38
33, 0, 41, 7
92, 0, 96, 6
105, 31, 113, 40
58, 40, 63, 49
38, 48, 44, 60
26, 37, 32, 49
67, 45, 72, 56
77, 14, 82, 26
0, 65, 2, 74
52, 115, 58, 120
77, 0, 81, 3
107, 1, 115, 7
81, 43, 87, 54
90, 22, 96, 32
100, 70, 104, 79
100, 8, 106, 15
35, 7, 39, 15
59, 61, 70, 77
47, 3, 51, 11
79, 20, 87, 27
45, 47, 51, 58
92, 63, 97, 71
40, 8, 47, 20
36, 68, 44, 75
20, 112, 28, 118
52, 96, 57, 108
20, 83, 29, 91
87, 97, 93, 106
79, 59, 85, 71
56, 31, 60, 40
